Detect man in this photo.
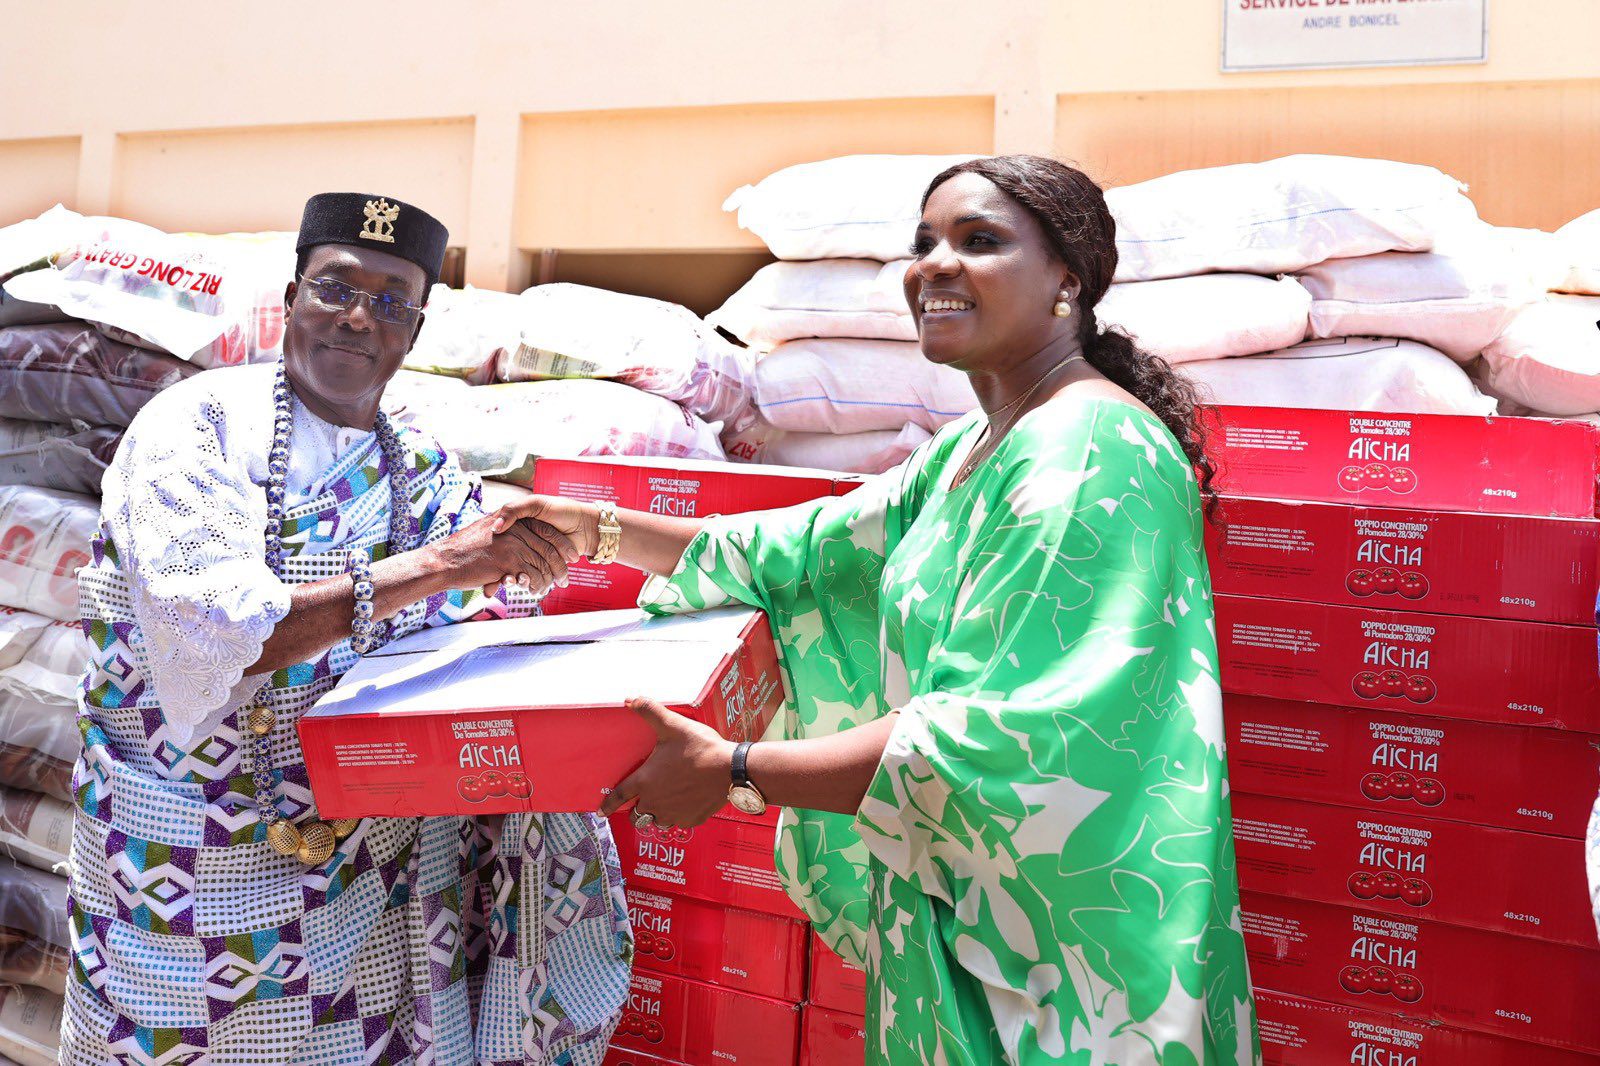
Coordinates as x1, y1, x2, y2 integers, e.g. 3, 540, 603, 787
62, 193, 628, 1064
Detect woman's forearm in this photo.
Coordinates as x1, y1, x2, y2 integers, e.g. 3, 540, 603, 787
577, 506, 707, 577
743, 712, 899, 816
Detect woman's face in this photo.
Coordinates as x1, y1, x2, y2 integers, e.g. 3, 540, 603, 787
903, 172, 1075, 373
282, 244, 426, 426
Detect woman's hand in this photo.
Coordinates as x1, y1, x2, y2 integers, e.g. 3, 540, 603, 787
490, 495, 599, 555
599, 697, 735, 828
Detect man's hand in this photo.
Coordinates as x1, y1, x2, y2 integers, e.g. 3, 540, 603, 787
428, 512, 582, 598
486, 495, 601, 592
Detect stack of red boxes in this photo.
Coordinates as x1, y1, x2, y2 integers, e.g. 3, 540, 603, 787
529, 456, 871, 1064
1203, 405, 1600, 1063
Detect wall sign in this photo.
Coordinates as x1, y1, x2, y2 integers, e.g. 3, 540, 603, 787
1223, 0, 1488, 72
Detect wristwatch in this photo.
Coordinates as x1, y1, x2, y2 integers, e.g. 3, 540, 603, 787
727, 741, 768, 815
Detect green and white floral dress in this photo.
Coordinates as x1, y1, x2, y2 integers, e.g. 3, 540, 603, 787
644, 395, 1258, 1065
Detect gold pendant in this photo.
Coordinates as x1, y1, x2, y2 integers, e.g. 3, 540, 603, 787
247, 705, 277, 736
266, 820, 302, 856
329, 818, 360, 840
296, 821, 337, 865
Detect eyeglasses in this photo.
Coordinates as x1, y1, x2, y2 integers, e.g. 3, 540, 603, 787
297, 275, 423, 326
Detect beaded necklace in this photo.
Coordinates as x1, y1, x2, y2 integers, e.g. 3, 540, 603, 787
239, 364, 418, 865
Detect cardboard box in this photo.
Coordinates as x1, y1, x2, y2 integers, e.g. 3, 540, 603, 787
1215, 594, 1600, 732
800, 1005, 866, 1065
612, 971, 801, 1066
807, 932, 867, 1015
531, 456, 856, 615
1207, 496, 1600, 625
601, 1049, 678, 1066
1224, 695, 1600, 838
1256, 989, 1600, 1066
612, 811, 805, 921
1233, 793, 1596, 947
1241, 891, 1600, 1053
626, 887, 809, 1002
1201, 405, 1600, 518
299, 608, 784, 818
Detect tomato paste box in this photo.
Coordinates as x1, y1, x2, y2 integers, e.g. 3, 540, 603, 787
1207, 496, 1600, 625
1201, 405, 1600, 517
807, 931, 867, 1015
1241, 891, 1600, 1053
1233, 793, 1596, 948
801, 1005, 866, 1065
1215, 594, 1600, 732
531, 456, 858, 615
1224, 695, 1600, 838
612, 971, 801, 1066
612, 811, 804, 921
1256, 989, 1600, 1066
626, 887, 808, 1002
299, 607, 784, 818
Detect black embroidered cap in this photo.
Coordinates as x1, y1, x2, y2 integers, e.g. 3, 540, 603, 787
295, 192, 448, 291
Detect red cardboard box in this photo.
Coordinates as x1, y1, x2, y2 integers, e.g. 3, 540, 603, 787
300, 608, 784, 817
613, 971, 801, 1066
807, 932, 867, 1015
1215, 593, 1600, 732
801, 1005, 866, 1065
1256, 989, 1600, 1066
626, 887, 808, 1002
1241, 891, 1600, 1053
1233, 793, 1596, 947
531, 456, 856, 615
1224, 695, 1600, 838
601, 1050, 678, 1066
613, 811, 804, 921
1201, 405, 1600, 518
1207, 496, 1600, 625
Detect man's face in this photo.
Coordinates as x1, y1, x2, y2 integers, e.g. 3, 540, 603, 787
281, 243, 427, 425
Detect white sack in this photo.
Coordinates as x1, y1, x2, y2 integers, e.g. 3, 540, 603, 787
1097, 274, 1311, 364
0, 610, 87, 706
0, 788, 71, 875
404, 285, 525, 385
396, 379, 725, 485
1105, 155, 1478, 283
1180, 336, 1496, 417
1477, 296, 1600, 416
1297, 246, 1542, 362
1556, 208, 1600, 295
4, 213, 294, 370
499, 284, 756, 430
762, 423, 933, 475
0, 984, 61, 1066
725, 154, 982, 262
710, 259, 915, 350
754, 338, 977, 435
0, 487, 97, 622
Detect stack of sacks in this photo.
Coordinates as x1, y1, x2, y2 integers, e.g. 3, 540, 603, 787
0, 982, 63, 1066
392, 283, 751, 486
716, 154, 1493, 472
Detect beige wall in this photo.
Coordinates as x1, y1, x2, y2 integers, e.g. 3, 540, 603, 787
1, 1, 1596, 296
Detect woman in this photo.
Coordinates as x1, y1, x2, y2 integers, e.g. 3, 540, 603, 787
62, 193, 628, 1065
506, 157, 1257, 1064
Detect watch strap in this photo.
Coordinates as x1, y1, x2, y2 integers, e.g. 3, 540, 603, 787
731, 741, 753, 788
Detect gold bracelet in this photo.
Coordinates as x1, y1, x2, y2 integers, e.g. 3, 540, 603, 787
592, 501, 622, 565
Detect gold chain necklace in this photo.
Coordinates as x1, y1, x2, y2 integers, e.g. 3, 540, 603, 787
951, 354, 1085, 488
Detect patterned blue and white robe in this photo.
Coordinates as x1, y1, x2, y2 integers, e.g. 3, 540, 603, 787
62, 363, 630, 1065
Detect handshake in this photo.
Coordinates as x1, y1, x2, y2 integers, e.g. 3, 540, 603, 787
438, 494, 600, 599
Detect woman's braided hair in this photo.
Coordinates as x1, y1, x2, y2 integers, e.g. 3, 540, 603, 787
922, 155, 1220, 518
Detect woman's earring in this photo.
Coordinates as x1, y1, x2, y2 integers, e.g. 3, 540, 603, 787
1053, 295, 1073, 319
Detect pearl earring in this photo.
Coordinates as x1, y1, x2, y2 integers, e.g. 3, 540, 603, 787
1053, 296, 1072, 319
